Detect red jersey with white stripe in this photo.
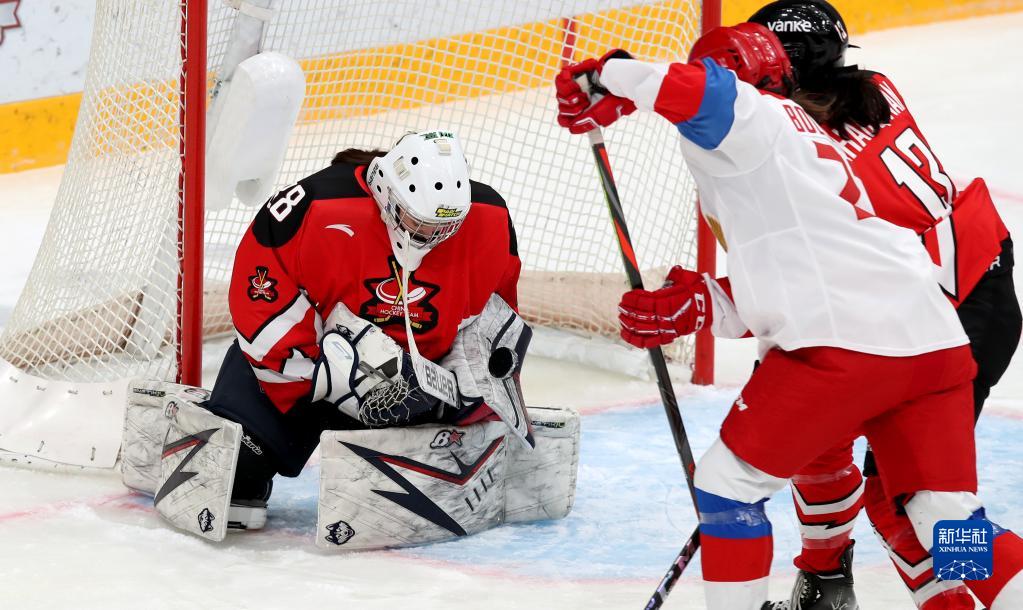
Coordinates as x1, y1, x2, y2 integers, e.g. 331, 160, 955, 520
825, 74, 1008, 305
229, 161, 521, 413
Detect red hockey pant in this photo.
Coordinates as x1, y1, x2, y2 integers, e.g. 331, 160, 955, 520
701, 345, 1023, 609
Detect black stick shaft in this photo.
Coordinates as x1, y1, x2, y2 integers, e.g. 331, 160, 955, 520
584, 128, 698, 501
644, 531, 700, 610
581, 127, 702, 609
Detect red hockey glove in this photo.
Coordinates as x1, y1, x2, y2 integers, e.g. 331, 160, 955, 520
618, 266, 711, 348
555, 49, 637, 134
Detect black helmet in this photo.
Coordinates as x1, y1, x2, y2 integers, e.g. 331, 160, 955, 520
749, 1, 852, 86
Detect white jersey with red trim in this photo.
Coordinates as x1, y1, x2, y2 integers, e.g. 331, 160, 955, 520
600, 57, 967, 357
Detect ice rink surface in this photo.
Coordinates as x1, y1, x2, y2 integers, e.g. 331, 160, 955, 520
2, 12, 1023, 610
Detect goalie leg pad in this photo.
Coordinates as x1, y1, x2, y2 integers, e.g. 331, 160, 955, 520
121, 379, 211, 495
317, 420, 509, 551
505, 406, 581, 523
154, 393, 242, 542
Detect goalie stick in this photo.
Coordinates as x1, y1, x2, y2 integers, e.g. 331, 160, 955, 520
575, 90, 702, 609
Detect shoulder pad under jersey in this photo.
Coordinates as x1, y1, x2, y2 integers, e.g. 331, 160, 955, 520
469, 179, 507, 209
252, 163, 370, 248
252, 182, 316, 248
469, 179, 517, 257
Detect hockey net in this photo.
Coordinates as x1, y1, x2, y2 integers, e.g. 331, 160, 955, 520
0, 0, 714, 468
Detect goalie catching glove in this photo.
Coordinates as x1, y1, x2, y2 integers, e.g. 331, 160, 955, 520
312, 303, 436, 427
618, 266, 712, 348
441, 294, 534, 449
555, 49, 636, 134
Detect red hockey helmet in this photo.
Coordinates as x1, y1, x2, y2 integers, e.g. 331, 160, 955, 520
688, 23, 795, 96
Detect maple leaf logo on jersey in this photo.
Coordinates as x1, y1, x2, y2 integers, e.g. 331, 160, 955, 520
0, 1, 21, 46
247, 266, 279, 303
360, 257, 440, 333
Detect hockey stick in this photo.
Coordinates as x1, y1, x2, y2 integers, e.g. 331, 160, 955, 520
644, 534, 701, 610
578, 121, 702, 609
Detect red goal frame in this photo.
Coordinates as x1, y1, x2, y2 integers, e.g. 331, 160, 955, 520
179, 0, 207, 387
693, 0, 721, 385
177, 0, 721, 387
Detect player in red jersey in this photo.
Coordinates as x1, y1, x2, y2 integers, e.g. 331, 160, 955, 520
749, 3, 1022, 609
205, 131, 525, 528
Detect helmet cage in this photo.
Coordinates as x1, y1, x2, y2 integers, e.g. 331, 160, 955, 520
366, 129, 472, 270
384, 188, 466, 250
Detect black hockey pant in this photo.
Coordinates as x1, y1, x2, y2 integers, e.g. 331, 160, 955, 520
958, 238, 1021, 419
205, 341, 361, 500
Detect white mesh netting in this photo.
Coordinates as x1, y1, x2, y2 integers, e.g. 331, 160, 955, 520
0, 0, 704, 385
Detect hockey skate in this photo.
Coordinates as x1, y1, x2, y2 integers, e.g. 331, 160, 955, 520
227, 480, 272, 531
762, 542, 859, 610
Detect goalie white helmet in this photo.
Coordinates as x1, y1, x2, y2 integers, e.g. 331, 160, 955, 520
366, 130, 472, 271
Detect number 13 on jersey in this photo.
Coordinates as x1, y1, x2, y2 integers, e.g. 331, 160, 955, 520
880, 127, 959, 299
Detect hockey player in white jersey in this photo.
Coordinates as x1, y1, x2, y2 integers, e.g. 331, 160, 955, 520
554, 22, 1023, 610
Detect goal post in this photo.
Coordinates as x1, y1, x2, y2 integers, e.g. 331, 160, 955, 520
174, 0, 724, 388
0, 0, 720, 469
693, 0, 721, 386
180, 0, 209, 388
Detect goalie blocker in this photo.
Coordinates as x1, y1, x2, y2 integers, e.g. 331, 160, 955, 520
121, 379, 580, 547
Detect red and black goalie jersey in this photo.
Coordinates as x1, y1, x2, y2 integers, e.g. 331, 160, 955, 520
826, 73, 1008, 306
229, 161, 521, 413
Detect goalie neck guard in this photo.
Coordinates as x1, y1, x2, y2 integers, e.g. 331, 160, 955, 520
366, 131, 472, 271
